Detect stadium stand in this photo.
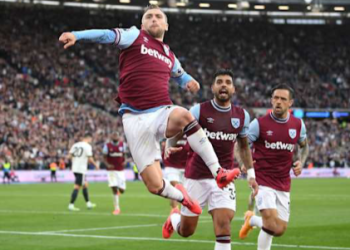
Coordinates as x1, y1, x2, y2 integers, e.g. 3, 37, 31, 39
0, 6, 349, 168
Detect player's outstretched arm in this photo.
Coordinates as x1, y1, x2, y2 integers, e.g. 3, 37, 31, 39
59, 29, 117, 49
171, 57, 200, 93
186, 79, 200, 93
59, 32, 77, 49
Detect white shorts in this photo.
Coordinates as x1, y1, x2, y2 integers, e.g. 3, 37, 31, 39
122, 106, 177, 173
181, 178, 236, 217
164, 167, 185, 183
255, 185, 290, 222
107, 171, 126, 190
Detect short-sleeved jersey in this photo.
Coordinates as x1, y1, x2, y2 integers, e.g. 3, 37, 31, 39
69, 141, 93, 174
162, 136, 188, 169
103, 142, 125, 171
185, 100, 249, 179
72, 27, 193, 114
250, 112, 307, 192
117, 29, 175, 110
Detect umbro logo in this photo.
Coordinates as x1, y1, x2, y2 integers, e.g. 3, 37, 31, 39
266, 130, 273, 136
143, 36, 149, 43
207, 118, 215, 123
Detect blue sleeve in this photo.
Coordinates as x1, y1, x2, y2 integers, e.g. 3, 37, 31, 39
248, 119, 260, 143
72, 26, 140, 49
114, 26, 140, 49
72, 29, 116, 44
298, 119, 307, 143
171, 57, 194, 88
189, 104, 200, 121
102, 144, 108, 155
238, 110, 250, 138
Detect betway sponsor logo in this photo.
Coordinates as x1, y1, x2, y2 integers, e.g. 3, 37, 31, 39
110, 152, 123, 157
141, 44, 172, 68
265, 140, 295, 152
204, 128, 237, 141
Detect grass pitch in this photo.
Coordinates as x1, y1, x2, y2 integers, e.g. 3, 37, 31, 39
0, 178, 349, 250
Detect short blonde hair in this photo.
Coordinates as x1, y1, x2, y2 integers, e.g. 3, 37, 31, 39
143, 4, 168, 22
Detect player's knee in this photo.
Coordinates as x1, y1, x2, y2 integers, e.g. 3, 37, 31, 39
147, 183, 163, 195
215, 220, 232, 235
274, 225, 287, 237
182, 110, 194, 124
173, 108, 194, 128
179, 227, 195, 238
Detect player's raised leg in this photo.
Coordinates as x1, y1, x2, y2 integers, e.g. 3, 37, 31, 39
166, 107, 240, 188
140, 161, 201, 215
122, 108, 202, 215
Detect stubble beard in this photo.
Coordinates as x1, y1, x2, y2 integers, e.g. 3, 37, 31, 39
147, 28, 165, 39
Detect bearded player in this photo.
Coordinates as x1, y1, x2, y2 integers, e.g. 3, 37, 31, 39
238, 85, 309, 250
162, 69, 258, 250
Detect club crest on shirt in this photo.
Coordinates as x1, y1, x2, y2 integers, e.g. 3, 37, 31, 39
289, 129, 296, 139
207, 117, 215, 124
163, 45, 170, 56
231, 118, 240, 129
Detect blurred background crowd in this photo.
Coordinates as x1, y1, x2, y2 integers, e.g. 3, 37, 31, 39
0, 6, 349, 170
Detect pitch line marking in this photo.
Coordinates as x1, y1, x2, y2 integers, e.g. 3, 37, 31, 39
41, 223, 159, 233
0, 231, 349, 250
0, 209, 243, 220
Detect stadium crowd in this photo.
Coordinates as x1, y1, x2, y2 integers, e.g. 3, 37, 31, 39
0, 6, 349, 169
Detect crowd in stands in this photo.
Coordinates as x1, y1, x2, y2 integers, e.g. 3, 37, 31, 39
0, 6, 349, 169
0, 58, 122, 169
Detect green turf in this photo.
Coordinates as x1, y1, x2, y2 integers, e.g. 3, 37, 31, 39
0, 178, 349, 250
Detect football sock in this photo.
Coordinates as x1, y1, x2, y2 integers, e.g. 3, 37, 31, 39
157, 179, 184, 201
258, 229, 273, 250
82, 188, 89, 202
70, 189, 79, 204
215, 235, 231, 250
170, 212, 181, 233
250, 215, 263, 228
185, 120, 221, 177
114, 194, 120, 210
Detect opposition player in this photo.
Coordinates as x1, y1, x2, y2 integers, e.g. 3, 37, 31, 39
68, 133, 99, 211
162, 69, 258, 250
238, 85, 309, 250
161, 136, 188, 210
102, 132, 126, 215
59, 5, 239, 215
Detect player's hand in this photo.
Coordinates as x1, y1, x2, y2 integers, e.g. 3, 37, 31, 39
186, 80, 200, 93
164, 146, 183, 160
59, 32, 77, 49
248, 178, 259, 197
292, 160, 302, 177
240, 160, 255, 174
